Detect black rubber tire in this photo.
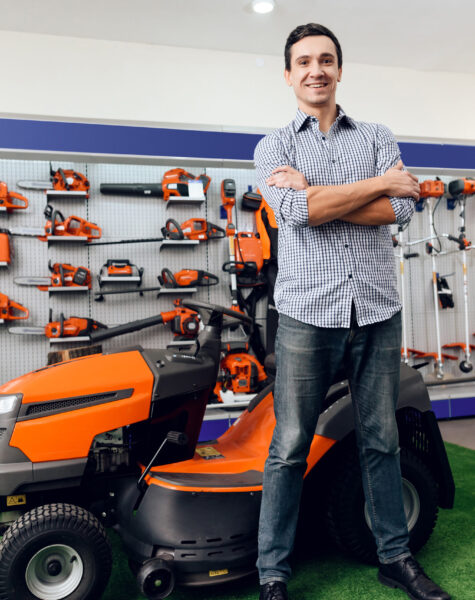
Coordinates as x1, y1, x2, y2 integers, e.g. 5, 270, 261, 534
325, 448, 438, 565
0, 503, 112, 600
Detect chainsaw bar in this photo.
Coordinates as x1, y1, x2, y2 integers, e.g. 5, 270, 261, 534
9, 326, 45, 335
14, 277, 51, 286
16, 181, 54, 191
9, 227, 45, 237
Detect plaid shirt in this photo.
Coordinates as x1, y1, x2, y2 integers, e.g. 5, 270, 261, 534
254, 107, 415, 328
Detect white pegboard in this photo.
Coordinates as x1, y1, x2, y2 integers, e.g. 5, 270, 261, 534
1, 160, 474, 389
0, 160, 266, 384
394, 175, 475, 380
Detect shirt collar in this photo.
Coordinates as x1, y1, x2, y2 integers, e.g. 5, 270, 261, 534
293, 105, 356, 132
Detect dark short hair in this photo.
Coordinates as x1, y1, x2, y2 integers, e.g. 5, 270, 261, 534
284, 23, 343, 71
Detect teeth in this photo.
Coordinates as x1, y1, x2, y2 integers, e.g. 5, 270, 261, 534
308, 84, 325, 88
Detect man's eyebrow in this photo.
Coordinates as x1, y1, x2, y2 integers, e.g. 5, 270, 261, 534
294, 52, 336, 62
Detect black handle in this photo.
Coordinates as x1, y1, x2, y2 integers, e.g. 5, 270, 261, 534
57, 168, 70, 191
100, 183, 164, 197
166, 431, 188, 446
89, 314, 164, 342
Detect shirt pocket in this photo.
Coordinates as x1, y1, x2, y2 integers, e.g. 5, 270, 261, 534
335, 133, 377, 184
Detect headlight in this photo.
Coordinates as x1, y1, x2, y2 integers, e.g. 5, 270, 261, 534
0, 394, 22, 416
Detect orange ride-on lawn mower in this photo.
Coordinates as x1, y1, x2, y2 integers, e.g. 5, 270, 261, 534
0, 301, 454, 600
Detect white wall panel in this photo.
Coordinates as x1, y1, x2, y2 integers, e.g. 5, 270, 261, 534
0, 31, 474, 142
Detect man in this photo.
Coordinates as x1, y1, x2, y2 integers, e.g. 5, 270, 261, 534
254, 23, 450, 600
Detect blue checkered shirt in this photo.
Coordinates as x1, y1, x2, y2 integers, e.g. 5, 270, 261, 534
254, 107, 415, 328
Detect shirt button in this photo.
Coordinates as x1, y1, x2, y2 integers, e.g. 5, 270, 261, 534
344, 243, 349, 248
348, 274, 353, 279
322, 136, 326, 141
332, 159, 337, 163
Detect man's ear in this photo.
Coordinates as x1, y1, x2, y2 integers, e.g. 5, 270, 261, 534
284, 69, 292, 86
337, 67, 342, 82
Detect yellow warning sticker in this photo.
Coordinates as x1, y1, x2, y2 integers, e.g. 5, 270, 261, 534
6, 495, 26, 507
196, 446, 224, 460
209, 569, 229, 577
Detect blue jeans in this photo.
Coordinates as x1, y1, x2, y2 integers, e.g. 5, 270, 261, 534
258, 309, 410, 584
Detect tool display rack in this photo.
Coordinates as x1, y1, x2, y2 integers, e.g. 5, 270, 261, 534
0, 158, 474, 421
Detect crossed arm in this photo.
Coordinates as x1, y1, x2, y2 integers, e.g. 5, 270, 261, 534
254, 133, 420, 228
266, 162, 419, 226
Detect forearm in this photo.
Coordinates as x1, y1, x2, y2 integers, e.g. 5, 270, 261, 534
307, 175, 389, 226
339, 196, 396, 225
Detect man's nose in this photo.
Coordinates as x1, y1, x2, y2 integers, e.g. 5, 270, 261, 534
309, 60, 324, 77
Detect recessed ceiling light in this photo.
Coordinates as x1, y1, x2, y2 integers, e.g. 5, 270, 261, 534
252, 0, 275, 14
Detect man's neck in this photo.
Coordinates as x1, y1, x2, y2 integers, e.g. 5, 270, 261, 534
300, 103, 338, 134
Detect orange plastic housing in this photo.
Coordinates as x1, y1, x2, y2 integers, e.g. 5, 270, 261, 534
147, 389, 336, 493
419, 179, 445, 199
4, 351, 153, 462
234, 232, 263, 273
0, 230, 12, 265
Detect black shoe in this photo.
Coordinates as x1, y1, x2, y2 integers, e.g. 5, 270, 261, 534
259, 581, 288, 600
378, 556, 451, 600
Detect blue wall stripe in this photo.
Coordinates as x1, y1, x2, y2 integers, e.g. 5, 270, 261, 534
0, 117, 474, 168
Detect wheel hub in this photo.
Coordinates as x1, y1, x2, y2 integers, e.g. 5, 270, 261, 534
46, 560, 62, 577
364, 477, 420, 532
25, 544, 84, 600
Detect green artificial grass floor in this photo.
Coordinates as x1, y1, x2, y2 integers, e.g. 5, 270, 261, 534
103, 442, 474, 600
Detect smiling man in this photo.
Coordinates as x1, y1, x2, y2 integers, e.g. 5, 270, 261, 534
254, 23, 450, 600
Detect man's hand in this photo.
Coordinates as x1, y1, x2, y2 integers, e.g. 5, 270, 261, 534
382, 160, 420, 200
266, 166, 309, 190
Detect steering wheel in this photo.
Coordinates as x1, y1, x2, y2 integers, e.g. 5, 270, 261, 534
181, 300, 253, 326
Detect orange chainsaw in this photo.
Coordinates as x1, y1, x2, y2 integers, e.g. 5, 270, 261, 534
40, 205, 101, 241
17, 164, 90, 196
14, 262, 92, 291
9, 206, 101, 243
0, 182, 28, 213
161, 218, 225, 241
0, 293, 29, 322
99, 168, 211, 201
9, 310, 107, 339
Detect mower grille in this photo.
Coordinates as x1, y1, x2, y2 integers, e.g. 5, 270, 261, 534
25, 391, 124, 416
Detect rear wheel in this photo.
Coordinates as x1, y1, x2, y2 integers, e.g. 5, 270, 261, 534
325, 449, 438, 564
0, 503, 112, 600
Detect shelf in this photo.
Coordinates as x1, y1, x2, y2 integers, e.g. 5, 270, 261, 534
160, 240, 199, 250
49, 336, 91, 344
46, 190, 88, 201
165, 196, 205, 208
47, 236, 89, 245
48, 286, 90, 293
99, 276, 142, 284
158, 287, 197, 295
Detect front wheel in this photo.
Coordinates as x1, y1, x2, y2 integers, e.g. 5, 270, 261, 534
325, 449, 439, 564
0, 503, 112, 600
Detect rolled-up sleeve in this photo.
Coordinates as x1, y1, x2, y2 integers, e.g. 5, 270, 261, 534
375, 125, 415, 226
254, 134, 308, 228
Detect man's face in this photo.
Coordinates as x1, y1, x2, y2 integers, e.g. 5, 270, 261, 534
284, 35, 342, 113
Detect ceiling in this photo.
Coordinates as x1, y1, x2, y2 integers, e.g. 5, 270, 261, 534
1, 0, 474, 75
